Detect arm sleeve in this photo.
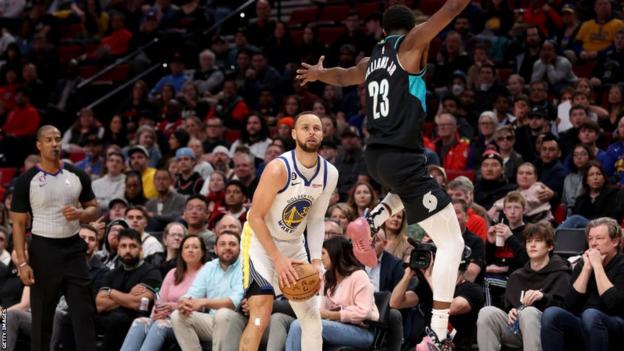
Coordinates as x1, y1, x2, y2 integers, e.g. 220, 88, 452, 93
547, 58, 573, 84
140, 266, 163, 291
227, 262, 244, 309
531, 60, 546, 83
74, 167, 96, 203
11, 171, 33, 213
564, 263, 586, 314
185, 266, 207, 298
599, 264, 624, 315
305, 165, 338, 261
159, 269, 176, 303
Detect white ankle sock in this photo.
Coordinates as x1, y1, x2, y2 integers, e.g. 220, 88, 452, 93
431, 308, 450, 340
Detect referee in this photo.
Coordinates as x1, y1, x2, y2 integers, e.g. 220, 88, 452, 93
10, 125, 99, 351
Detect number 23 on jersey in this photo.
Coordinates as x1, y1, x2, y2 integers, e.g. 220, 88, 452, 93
368, 78, 389, 119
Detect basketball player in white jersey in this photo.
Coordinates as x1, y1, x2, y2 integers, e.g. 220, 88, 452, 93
239, 112, 338, 351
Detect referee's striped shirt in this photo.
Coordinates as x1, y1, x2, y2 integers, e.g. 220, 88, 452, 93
11, 163, 95, 238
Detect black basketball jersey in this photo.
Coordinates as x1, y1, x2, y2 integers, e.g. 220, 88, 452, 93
365, 35, 426, 152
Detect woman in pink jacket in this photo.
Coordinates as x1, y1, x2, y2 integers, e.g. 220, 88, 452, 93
285, 236, 379, 350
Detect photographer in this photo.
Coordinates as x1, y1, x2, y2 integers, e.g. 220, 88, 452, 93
390, 236, 483, 350
477, 222, 571, 351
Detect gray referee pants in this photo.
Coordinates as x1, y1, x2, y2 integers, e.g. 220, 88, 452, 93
29, 234, 95, 351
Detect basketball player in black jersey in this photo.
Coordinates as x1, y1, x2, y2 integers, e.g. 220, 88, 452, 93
297, 3, 470, 350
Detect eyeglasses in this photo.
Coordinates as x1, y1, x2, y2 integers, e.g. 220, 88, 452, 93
497, 136, 514, 142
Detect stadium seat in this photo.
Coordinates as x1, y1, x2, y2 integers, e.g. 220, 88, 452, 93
325, 291, 392, 351
320, 5, 351, 23
356, 2, 382, 18
0, 167, 17, 187
288, 8, 319, 26
554, 228, 588, 258
498, 67, 513, 83
57, 45, 84, 64
553, 204, 566, 224
573, 62, 596, 78
68, 151, 86, 163
418, 0, 445, 15
224, 129, 241, 144
319, 27, 346, 45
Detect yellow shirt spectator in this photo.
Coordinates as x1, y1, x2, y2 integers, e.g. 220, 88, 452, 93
576, 18, 624, 52
142, 167, 158, 199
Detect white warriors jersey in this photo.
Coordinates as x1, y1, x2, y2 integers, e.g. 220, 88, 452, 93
264, 150, 338, 242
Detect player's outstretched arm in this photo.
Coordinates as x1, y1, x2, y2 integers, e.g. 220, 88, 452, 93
297, 55, 369, 87
399, 0, 470, 65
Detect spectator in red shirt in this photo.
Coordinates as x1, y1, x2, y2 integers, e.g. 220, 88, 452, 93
2, 89, 40, 138
447, 176, 490, 242
432, 113, 470, 171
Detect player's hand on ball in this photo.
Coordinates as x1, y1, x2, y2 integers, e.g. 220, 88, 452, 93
275, 254, 304, 288
297, 55, 325, 85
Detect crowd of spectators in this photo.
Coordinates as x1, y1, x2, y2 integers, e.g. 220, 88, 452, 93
1, 0, 624, 350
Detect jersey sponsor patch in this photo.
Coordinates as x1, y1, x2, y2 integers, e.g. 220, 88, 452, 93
278, 195, 313, 233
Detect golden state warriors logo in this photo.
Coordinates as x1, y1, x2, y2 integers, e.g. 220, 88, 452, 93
281, 198, 312, 230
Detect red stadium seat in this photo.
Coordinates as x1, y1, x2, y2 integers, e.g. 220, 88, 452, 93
418, 0, 444, 15
79, 65, 99, 79
288, 8, 319, 26
0, 167, 17, 187
498, 67, 513, 83
68, 151, 86, 163
224, 130, 241, 144
357, 2, 382, 18
446, 169, 476, 182
553, 204, 566, 225
57, 45, 84, 64
320, 5, 351, 23
573, 62, 596, 78
0, 186, 5, 201
318, 27, 346, 45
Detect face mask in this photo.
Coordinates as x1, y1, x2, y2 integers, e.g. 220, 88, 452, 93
480, 83, 492, 91
452, 84, 464, 96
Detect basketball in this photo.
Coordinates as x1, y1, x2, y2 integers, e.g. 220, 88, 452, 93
280, 263, 321, 301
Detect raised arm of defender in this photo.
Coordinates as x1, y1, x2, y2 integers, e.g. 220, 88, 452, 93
398, 0, 470, 72
297, 55, 369, 87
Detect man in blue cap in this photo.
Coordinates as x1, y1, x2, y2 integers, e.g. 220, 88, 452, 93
174, 147, 204, 196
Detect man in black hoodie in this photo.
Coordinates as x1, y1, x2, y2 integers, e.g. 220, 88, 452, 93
541, 217, 624, 351
477, 222, 570, 351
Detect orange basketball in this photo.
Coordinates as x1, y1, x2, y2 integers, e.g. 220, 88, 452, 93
280, 263, 321, 301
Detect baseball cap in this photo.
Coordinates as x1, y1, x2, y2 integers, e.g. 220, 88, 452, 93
529, 107, 547, 119
212, 145, 230, 156
128, 145, 149, 158
341, 126, 360, 138
481, 149, 504, 166
108, 198, 129, 209
561, 4, 575, 13
176, 147, 195, 160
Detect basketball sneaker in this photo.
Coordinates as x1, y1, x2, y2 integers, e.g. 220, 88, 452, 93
346, 210, 378, 267
415, 328, 454, 351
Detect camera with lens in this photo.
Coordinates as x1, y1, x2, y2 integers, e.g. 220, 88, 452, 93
408, 239, 437, 270
407, 238, 472, 271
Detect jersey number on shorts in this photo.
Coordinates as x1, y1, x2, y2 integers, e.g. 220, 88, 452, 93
368, 79, 389, 119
